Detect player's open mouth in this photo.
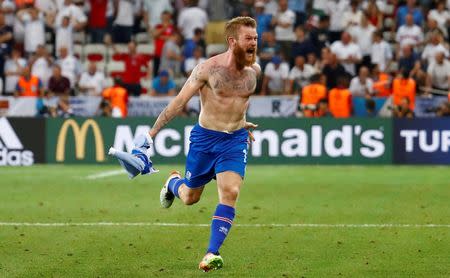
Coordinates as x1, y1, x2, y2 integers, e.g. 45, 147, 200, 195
246, 49, 255, 54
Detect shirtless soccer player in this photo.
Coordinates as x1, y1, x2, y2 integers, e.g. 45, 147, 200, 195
148, 17, 259, 272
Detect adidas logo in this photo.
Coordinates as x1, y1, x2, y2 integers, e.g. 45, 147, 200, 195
0, 118, 34, 166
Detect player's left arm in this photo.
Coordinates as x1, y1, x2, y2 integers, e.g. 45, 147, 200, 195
149, 63, 208, 137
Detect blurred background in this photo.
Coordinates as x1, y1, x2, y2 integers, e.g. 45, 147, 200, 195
0, 0, 448, 119
0, 0, 449, 163
0, 1, 449, 276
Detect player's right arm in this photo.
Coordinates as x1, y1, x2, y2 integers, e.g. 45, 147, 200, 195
148, 63, 208, 138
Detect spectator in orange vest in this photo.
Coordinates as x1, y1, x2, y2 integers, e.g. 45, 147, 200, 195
392, 69, 416, 111
371, 64, 392, 97
393, 96, 414, 118
102, 77, 129, 118
328, 76, 352, 118
300, 73, 327, 117
15, 65, 44, 97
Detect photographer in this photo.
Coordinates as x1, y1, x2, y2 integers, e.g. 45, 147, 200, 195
436, 101, 450, 117
394, 96, 414, 118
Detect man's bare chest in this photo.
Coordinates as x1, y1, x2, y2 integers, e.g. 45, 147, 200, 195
206, 66, 257, 96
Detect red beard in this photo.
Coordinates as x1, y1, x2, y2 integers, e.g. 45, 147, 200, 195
233, 44, 256, 68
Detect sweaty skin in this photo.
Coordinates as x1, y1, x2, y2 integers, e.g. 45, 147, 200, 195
192, 58, 259, 132
149, 23, 260, 271
149, 27, 260, 137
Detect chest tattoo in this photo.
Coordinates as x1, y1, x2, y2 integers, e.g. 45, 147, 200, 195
209, 66, 256, 93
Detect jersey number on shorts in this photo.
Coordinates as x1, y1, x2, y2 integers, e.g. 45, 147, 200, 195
243, 149, 247, 163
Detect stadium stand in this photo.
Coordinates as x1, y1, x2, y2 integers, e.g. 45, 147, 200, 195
0, 0, 448, 118
135, 32, 152, 44
84, 44, 107, 62
105, 60, 125, 77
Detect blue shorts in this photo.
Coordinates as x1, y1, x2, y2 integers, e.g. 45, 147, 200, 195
184, 124, 249, 188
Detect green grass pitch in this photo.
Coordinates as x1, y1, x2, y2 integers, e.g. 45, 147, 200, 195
0, 165, 449, 277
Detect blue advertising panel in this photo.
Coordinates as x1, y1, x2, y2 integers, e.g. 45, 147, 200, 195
352, 97, 387, 117
394, 119, 450, 164
414, 96, 448, 118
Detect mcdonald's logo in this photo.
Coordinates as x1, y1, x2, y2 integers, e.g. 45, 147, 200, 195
56, 119, 105, 162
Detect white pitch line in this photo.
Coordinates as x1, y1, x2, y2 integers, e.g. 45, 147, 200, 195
0, 222, 449, 228
85, 169, 125, 180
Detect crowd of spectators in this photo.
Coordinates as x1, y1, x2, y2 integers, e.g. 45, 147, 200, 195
0, 0, 448, 118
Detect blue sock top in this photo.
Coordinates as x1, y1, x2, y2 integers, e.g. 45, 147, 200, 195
215, 204, 235, 219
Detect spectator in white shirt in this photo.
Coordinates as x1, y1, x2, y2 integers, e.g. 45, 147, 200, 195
271, 0, 295, 60
17, 8, 45, 55
421, 33, 449, 63
370, 30, 393, 72
396, 13, 424, 47
428, 1, 450, 38
4, 49, 26, 95
342, 0, 363, 29
264, 0, 279, 16
325, 0, 349, 42
349, 66, 374, 97
56, 46, 82, 88
29, 45, 53, 87
177, 1, 208, 40
424, 18, 443, 43
261, 56, 290, 95
289, 55, 316, 94
330, 31, 362, 76
12, 6, 26, 43
184, 46, 206, 76
2, 0, 16, 27
313, 0, 327, 13
426, 51, 450, 91
54, 16, 74, 56
160, 32, 183, 77
78, 62, 106, 95
143, 0, 173, 28
55, 0, 87, 30
306, 52, 321, 72
348, 14, 376, 66
112, 0, 135, 43
35, 0, 58, 15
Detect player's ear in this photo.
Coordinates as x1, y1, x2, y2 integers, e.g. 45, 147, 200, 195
227, 36, 235, 47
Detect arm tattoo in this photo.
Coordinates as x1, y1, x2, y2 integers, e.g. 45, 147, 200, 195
150, 106, 172, 136
150, 65, 205, 136
187, 65, 204, 85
